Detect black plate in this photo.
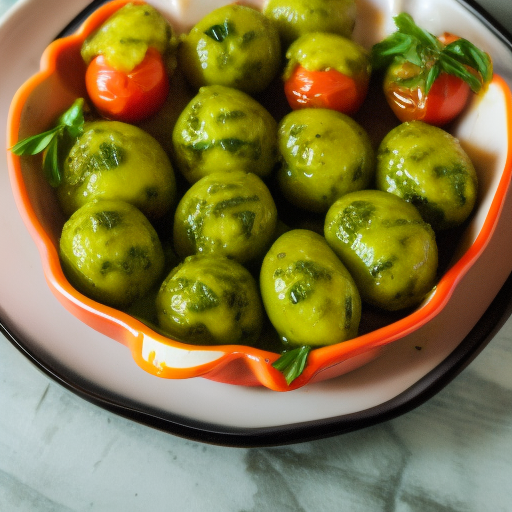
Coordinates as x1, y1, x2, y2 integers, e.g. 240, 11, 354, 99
2, 0, 512, 447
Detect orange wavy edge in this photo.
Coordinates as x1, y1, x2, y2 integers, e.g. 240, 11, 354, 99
5, 0, 512, 392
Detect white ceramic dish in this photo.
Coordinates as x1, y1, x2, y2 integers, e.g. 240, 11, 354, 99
1, 0, 512, 444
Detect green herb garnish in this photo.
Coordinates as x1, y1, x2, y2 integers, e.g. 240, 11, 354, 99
10, 98, 85, 187
272, 346, 312, 386
371, 13, 493, 94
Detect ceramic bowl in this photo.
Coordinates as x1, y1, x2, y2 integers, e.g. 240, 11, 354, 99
7, 0, 512, 391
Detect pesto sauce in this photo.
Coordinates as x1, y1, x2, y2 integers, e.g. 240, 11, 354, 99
181, 279, 220, 313
93, 210, 123, 230
81, 3, 174, 72
284, 31, 370, 79
335, 201, 375, 244
433, 164, 470, 206
64, 141, 124, 186
344, 296, 353, 330
276, 260, 333, 305
100, 246, 153, 276
186, 195, 261, 248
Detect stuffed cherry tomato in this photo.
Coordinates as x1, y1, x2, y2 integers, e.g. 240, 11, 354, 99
283, 32, 371, 115
86, 48, 169, 123
81, 3, 177, 123
372, 13, 492, 126
382, 60, 471, 125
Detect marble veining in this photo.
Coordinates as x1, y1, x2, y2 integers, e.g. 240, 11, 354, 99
2, 322, 512, 511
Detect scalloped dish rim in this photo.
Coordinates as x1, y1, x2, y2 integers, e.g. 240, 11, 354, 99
6, 0, 512, 391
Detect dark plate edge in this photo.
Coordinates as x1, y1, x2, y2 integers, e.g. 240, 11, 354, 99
2, 271, 511, 447
1, 0, 512, 447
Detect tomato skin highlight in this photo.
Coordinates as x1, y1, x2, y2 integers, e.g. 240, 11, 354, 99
422, 73, 471, 125
384, 62, 471, 126
438, 32, 460, 45
376, 32, 476, 126
85, 48, 169, 123
284, 65, 368, 115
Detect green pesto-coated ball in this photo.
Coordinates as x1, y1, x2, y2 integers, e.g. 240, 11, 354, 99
179, 4, 281, 94
173, 171, 278, 265
376, 121, 478, 231
260, 229, 361, 347
277, 108, 374, 213
156, 255, 263, 345
263, 0, 356, 48
172, 85, 278, 184
59, 199, 165, 308
324, 190, 438, 311
57, 120, 177, 220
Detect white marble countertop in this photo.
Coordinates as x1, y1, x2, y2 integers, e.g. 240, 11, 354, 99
2, 0, 512, 510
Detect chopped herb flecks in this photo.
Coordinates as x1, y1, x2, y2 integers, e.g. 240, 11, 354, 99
174, 278, 220, 313
336, 201, 376, 244
204, 21, 235, 42
94, 210, 122, 230
232, 210, 256, 238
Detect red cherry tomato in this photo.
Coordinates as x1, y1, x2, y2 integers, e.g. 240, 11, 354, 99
382, 32, 473, 126
384, 66, 471, 126
284, 65, 369, 115
438, 32, 460, 45
85, 47, 169, 123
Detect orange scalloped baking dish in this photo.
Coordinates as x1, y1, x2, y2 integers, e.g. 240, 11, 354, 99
6, 0, 512, 391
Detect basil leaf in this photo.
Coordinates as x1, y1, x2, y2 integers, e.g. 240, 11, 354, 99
371, 33, 415, 69
425, 63, 441, 94
59, 98, 85, 137
444, 39, 493, 83
218, 138, 248, 153
95, 210, 123, 230
11, 98, 85, 188
42, 136, 61, 187
402, 45, 423, 67
439, 52, 483, 92
393, 13, 441, 50
233, 210, 256, 238
10, 126, 60, 156
272, 345, 312, 385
